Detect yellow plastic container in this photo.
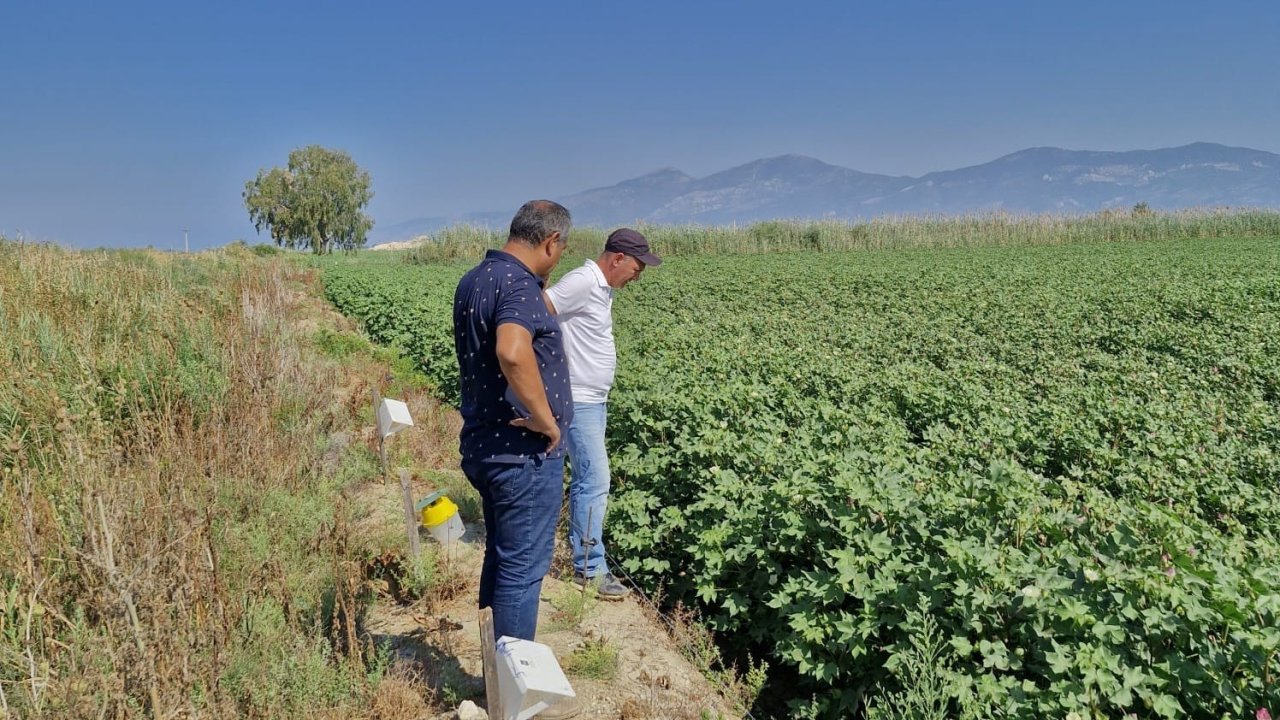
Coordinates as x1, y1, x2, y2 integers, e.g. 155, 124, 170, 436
421, 495, 458, 527
420, 495, 465, 544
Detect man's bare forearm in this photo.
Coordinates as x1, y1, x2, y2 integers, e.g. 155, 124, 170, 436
496, 324, 556, 428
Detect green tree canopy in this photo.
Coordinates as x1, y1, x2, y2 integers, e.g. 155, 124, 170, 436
243, 145, 374, 254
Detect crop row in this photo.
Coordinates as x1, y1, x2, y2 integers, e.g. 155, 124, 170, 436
323, 237, 1280, 718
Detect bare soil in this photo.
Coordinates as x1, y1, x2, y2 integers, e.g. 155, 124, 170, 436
351, 476, 740, 720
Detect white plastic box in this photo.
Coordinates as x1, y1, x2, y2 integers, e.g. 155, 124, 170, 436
494, 636, 575, 720
428, 512, 466, 545
377, 398, 414, 439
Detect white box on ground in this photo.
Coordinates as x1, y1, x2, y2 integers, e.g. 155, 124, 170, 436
495, 636, 575, 720
377, 398, 414, 439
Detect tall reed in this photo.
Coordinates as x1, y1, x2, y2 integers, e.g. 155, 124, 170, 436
402, 208, 1280, 264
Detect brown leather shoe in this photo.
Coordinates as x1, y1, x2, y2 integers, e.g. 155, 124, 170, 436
537, 695, 583, 719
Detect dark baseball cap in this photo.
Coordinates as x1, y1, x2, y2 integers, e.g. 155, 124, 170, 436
604, 228, 662, 267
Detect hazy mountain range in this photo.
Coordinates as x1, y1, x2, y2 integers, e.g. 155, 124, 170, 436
373, 142, 1280, 243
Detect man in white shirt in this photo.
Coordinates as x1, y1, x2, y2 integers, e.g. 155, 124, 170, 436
544, 228, 661, 599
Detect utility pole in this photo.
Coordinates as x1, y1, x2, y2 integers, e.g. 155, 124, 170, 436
183, 228, 189, 253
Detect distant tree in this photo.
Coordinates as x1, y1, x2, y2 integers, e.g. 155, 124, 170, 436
243, 145, 374, 254
1131, 201, 1153, 217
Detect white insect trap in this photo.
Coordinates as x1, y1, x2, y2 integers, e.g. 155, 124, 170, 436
494, 636, 576, 720
376, 398, 414, 439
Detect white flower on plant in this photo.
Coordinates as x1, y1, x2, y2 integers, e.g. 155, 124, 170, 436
1021, 585, 1042, 599
1084, 568, 1100, 582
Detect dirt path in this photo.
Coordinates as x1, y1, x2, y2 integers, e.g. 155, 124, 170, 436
294, 266, 741, 719
352, 474, 741, 720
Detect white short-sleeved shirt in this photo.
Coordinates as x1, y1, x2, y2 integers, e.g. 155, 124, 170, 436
545, 260, 616, 404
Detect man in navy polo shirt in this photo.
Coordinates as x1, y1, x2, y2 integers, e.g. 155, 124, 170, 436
453, 199, 573, 644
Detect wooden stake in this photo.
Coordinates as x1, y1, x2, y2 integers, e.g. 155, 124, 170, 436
479, 607, 501, 719
398, 469, 420, 558
371, 387, 387, 482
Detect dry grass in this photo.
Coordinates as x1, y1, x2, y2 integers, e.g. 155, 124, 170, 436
359, 660, 434, 720
0, 240, 435, 718
618, 673, 731, 720
629, 588, 766, 719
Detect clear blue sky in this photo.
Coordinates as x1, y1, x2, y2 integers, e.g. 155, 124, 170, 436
2, 0, 1278, 249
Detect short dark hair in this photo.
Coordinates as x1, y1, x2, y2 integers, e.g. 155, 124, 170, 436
508, 200, 571, 246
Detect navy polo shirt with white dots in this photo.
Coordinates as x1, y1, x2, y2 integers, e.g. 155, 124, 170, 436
454, 249, 574, 463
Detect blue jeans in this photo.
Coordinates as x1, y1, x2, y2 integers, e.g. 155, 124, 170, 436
462, 454, 564, 642
566, 402, 610, 578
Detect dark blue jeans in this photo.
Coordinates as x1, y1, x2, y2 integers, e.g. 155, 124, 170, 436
462, 454, 564, 642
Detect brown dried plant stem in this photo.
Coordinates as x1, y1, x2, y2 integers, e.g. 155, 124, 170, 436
95, 495, 161, 717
